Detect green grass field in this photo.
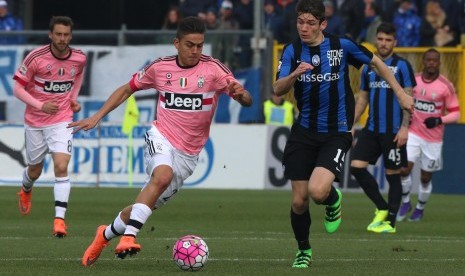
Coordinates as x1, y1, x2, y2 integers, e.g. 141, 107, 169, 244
1, 186, 464, 275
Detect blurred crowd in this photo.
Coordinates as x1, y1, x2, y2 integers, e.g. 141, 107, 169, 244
160, 0, 464, 47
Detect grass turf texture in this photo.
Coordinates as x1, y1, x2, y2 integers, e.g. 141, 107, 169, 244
1, 186, 464, 275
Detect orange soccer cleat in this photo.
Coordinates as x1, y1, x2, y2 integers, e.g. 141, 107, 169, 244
53, 218, 67, 238
17, 189, 32, 215
82, 225, 110, 267
114, 235, 141, 259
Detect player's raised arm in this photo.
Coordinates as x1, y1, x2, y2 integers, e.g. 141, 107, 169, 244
68, 83, 133, 133
369, 55, 414, 113
273, 61, 313, 96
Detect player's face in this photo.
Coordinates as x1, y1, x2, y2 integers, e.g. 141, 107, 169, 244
375, 32, 396, 59
49, 24, 72, 56
423, 51, 440, 75
296, 13, 326, 46
175, 33, 204, 67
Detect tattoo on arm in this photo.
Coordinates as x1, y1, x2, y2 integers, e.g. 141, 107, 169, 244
401, 87, 413, 127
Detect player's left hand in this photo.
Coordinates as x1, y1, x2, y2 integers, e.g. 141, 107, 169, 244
70, 100, 81, 113
424, 117, 442, 129
394, 126, 408, 147
226, 79, 251, 106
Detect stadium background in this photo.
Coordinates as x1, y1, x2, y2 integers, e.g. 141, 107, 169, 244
0, 1, 464, 194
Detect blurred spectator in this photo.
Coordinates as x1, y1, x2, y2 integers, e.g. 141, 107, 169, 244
162, 6, 182, 30
217, 0, 239, 69
461, 0, 465, 44
179, 0, 217, 21
420, 0, 459, 46
358, 2, 382, 44
264, 0, 284, 42
233, 0, 254, 68
324, 0, 346, 36
277, 0, 298, 43
0, 0, 24, 44
375, 0, 398, 22
393, 0, 421, 46
205, 8, 219, 30
339, 0, 365, 40
263, 94, 295, 126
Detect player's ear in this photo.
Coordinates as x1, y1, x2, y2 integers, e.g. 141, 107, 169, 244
174, 38, 180, 49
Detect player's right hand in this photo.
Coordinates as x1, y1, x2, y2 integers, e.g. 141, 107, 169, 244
399, 94, 414, 114
291, 61, 313, 78
67, 117, 99, 134
41, 101, 59, 114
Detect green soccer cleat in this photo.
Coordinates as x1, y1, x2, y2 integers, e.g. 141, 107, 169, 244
366, 209, 388, 231
324, 188, 342, 233
292, 249, 312, 268
368, 221, 396, 233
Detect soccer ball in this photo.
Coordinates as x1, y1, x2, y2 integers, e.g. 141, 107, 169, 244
172, 235, 209, 271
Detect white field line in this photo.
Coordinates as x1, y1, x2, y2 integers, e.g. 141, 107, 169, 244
0, 257, 464, 262
1, 235, 465, 243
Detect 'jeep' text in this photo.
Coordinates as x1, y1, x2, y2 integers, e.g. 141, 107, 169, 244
44, 81, 73, 93
165, 92, 203, 110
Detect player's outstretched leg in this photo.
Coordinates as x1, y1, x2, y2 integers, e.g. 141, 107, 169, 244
369, 221, 396, 233
396, 201, 412, 222
53, 218, 67, 238
17, 189, 32, 215
324, 188, 342, 233
366, 209, 388, 231
292, 249, 312, 268
82, 225, 110, 266
114, 235, 141, 259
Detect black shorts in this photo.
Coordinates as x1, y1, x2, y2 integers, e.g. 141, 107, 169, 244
351, 129, 407, 169
282, 124, 353, 181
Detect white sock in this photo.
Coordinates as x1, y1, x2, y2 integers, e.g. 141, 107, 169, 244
22, 168, 35, 192
104, 212, 127, 240
417, 181, 432, 210
124, 203, 152, 237
54, 177, 71, 219
401, 175, 412, 203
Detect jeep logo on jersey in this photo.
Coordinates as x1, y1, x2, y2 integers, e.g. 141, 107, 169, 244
415, 99, 436, 113
43, 81, 73, 93
165, 92, 202, 110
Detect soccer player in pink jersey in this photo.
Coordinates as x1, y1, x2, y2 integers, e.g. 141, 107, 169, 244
13, 16, 86, 238
397, 48, 460, 222
69, 16, 252, 267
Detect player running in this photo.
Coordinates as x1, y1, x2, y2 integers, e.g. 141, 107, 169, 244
69, 16, 252, 266
397, 48, 460, 222
13, 16, 86, 238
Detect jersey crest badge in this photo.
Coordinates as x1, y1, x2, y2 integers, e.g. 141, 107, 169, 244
180, 77, 188, 88
311, 55, 320, 66
197, 76, 204, 88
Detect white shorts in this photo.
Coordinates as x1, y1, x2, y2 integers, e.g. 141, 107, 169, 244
143, 126, 198, 209
406, 132, 443, 172
25, 122, 73, 165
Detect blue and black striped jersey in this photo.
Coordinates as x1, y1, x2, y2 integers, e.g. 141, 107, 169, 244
277, 33, 373, 133
360, 54, 416, 134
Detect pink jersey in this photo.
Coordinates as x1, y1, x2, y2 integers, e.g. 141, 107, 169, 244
410, 74, 459, 142
13, 44, 87, 127
129, 54, 236, 155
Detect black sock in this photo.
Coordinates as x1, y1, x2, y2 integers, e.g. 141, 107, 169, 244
290, 208, 311, 250
386, 174, 402, 227
351, 167, 388, 210
321, 185, 338, 206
